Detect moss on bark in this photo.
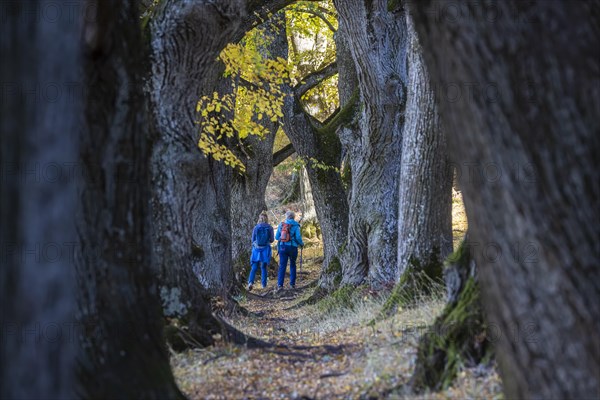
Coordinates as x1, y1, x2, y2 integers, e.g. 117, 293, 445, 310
409, 240, 492, 391
376, 253, 443, 321
315, 284, 367, 314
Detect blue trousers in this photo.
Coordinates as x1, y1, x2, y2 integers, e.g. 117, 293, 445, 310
277, 245, 298, 287
248, 262, 268, 288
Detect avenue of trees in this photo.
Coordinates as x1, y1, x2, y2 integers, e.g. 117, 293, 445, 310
1, 0, 598, 399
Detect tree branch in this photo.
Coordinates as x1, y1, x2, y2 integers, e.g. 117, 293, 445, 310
315, 88, 359, 134
240, 0, 323, 41
294, 7, 337, 33
272, 143, 296, 166
294, 62, 338, 98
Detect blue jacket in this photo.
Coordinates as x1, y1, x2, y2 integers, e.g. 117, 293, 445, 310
251, 223, 274, 245
275, 219, 304, 247
250, 223, 274, 263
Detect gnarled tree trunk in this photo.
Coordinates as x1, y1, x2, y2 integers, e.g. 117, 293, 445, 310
147, 1, 245, 344
409, 1, 600, 397
281, 48, 349, 292
76, 0, 183, 397
334, 0, 408, 287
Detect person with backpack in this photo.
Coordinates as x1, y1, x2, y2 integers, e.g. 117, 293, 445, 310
275, 210, 304, 292
247, 212, 275, 291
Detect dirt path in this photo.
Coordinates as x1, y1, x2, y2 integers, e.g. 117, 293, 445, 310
171, 255, 501, 399
172, 258, 378, 399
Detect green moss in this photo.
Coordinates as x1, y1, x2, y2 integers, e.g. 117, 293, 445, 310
341, 163, 352, 190
329, 257, 343, 287
444, 239, 469, 267
319, 256, 342, 289
387, 0, 401, 12
316, 89, 359, 138
301, 221, 321, 239
314, 89, 359, 166
316, 285, 359, 314
410, 239, 493, 392
375, 253, 443, 322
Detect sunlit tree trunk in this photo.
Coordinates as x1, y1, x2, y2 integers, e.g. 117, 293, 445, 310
76, 0, 183, 397
0, 1, 79, 397
396, 13, 453, 284
409, 1, 600, 397
334, 0, 408, 287
299, 167, 318, 223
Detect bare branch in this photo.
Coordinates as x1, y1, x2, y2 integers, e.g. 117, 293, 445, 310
273, 143, 296, 166
294, 62, 338, 98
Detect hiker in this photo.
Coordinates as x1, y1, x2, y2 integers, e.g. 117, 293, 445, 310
275, 210, 304, 291
247, 212, 274, 291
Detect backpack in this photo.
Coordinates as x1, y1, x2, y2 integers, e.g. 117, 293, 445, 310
280, 222, 292, 243
255, 225, 270, 247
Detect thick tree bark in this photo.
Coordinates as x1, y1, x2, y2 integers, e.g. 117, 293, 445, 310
410, 236, 492, 391
334, 17, 359, 200
396, 12, 453, 283
299, 167, 318, 223
334, 0, 409, 287
148, 0, 241, 296
0, 1, 79, 397
146, 1, 245, 346
409, 1, 600, 398
281, 48, 349, 291
76, 0, 183, 397
282, 98, 350, 288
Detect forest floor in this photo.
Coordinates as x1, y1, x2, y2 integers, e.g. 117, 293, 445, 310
171, 190, 502, 399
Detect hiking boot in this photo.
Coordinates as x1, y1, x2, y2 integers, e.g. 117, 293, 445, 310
289, 284, 296, 290
247, 283, 253, 291
275, 286, 283, 293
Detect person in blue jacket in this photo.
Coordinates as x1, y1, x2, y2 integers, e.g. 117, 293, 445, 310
275, 210, 304, 291
248, 212, 274, 291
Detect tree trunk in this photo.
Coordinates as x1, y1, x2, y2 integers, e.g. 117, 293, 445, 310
0, 1, 80, 397
334, 16, 360, 200
334, 0, 409, 287
299, 167, 318, 224
410, 236, 492, 391
281, 49, 349, 291
76, 0, 183, 397
396, 12, 453, 287
147, 1, 245, 344
409, 1, 600, 398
